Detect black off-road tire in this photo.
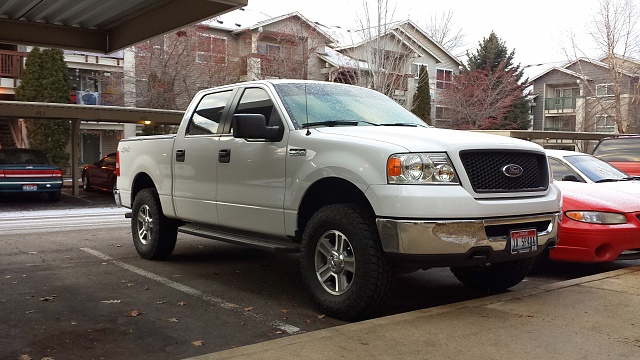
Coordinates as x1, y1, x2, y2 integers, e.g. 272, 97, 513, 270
300, 203, 393, 321
131, 188, 178, 260
450, 257, 535, 291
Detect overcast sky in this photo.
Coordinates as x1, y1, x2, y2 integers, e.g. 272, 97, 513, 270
244, 0, 609, 68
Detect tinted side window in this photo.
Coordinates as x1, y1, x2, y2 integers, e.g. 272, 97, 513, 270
187, 90, 233, 135
232, 88, 280, 129
593, 139, 640, 161
548, 158, 581, 182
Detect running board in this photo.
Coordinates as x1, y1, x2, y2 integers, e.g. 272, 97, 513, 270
178, 224, 300, 253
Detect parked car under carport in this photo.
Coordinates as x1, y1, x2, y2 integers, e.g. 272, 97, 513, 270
0, 148, 63, 202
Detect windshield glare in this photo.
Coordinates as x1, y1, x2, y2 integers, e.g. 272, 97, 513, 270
564, 154, 629, 182
273, 83, 427, 128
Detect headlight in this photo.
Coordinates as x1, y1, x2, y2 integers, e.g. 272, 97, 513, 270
387, 153, 458, 184
564, 211, 627, 224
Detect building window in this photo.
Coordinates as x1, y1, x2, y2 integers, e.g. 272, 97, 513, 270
435, 105, 451, 127
413, 63, 428, 79
595, 115, 616, 132
436, 69, 453, 89
196, 32, 227, 64
596, 84, 615, 97
257, 42, 281, 56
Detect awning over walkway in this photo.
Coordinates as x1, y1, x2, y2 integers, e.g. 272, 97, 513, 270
0, 100, 183, 124
0, 0, 248, 54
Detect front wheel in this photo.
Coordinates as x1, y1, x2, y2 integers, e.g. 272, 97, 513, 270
450, 257, 535, 291
131, 188, 178, 260
300, 204, 392, 321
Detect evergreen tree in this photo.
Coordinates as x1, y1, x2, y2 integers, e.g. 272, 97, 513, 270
15, 48, 71, 171
465, 32, 530, 129
411, 66, 432, 125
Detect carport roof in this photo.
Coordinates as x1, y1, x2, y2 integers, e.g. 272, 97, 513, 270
0, 0, 248, 54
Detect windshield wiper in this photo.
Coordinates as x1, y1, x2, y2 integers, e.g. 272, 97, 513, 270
380, 123, 421, 127
300, 120, 377, 128
595, 178, 624, 183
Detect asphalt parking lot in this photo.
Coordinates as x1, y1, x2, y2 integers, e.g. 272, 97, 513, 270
3, 187, 640, 359
0, 187, 117, 211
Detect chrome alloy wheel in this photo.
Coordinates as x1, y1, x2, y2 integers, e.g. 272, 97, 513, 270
314, 230, 355, 295
136, 204, 154, 245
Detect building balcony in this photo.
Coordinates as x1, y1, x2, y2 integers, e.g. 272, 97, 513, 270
544, 97, 577, 114
0, 49, 27, 89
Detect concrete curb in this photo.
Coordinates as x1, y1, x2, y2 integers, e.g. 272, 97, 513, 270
185, 265, 640, 360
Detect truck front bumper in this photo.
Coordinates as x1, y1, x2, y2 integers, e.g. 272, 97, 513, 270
377, 213, 559, 266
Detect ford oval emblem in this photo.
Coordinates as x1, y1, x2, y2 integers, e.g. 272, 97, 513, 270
502, 164, 524, 178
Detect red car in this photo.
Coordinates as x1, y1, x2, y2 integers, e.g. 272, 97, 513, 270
81, 153, 117, 193
546, 149, 640, 262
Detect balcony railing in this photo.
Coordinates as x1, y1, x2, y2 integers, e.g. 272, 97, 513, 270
544, 97, 577, 113
0, 50, 27, 79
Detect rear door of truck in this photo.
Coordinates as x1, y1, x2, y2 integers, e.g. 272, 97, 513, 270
172, 88, 237, 224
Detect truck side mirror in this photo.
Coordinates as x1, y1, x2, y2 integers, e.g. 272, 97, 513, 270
233, 114, 282, 142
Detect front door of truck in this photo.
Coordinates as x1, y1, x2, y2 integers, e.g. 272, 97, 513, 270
216, 86, 287, 235
172, 89, 235, 224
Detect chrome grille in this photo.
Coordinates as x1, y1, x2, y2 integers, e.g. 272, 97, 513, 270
459, 150, 549, 193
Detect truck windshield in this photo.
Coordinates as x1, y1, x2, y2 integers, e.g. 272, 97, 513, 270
273, 83, 427, 129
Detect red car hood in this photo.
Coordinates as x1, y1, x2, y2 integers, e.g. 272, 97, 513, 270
555, 180, 640, 212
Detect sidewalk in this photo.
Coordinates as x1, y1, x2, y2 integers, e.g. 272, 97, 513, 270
188, 266, 640, 360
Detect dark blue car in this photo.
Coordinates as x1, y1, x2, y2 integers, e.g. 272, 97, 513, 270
0, 149, 63, 202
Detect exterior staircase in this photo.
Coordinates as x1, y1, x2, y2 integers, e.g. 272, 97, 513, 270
0, 119, 17, 149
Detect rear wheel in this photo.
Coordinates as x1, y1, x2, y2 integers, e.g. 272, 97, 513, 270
300, 203, 392, 320
450, 257, 535, 291
131, 188, 178, 260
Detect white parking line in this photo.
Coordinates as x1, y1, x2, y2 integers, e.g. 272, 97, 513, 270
80, 247, 303, 336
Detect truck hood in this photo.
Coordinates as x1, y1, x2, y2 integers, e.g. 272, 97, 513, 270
313, 126, 541, 153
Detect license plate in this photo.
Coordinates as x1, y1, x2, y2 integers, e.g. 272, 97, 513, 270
510, 229, 537, 254
22, 184, 38, 191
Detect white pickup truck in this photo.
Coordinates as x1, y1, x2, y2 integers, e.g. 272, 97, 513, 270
115, 80, 560, 320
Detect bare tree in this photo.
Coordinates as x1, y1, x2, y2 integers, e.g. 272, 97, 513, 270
132, 25, 243, 111
236, 15, 327, 81
563, 0, 640, 133
423, 10, 466, 56
337, 0, 416, 103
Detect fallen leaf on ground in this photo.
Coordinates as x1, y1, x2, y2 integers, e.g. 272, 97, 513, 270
167, 318, 179, 323
127, 310, 141, 317
191, 340, 204, 346
41, 357, 55, 360
177, 301, 187, 306
156, 301, 166, 304
304, 320, 312, 323
316, 314, 326, 319
25, 310, 35, 314
125, 283, 134, 287
40, 296, 56, 301
244, 307, 253, 311
17, 354, 31, 360
274, 330, 284, 334
101, 300, 121, 304
280, 309, 289, 314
